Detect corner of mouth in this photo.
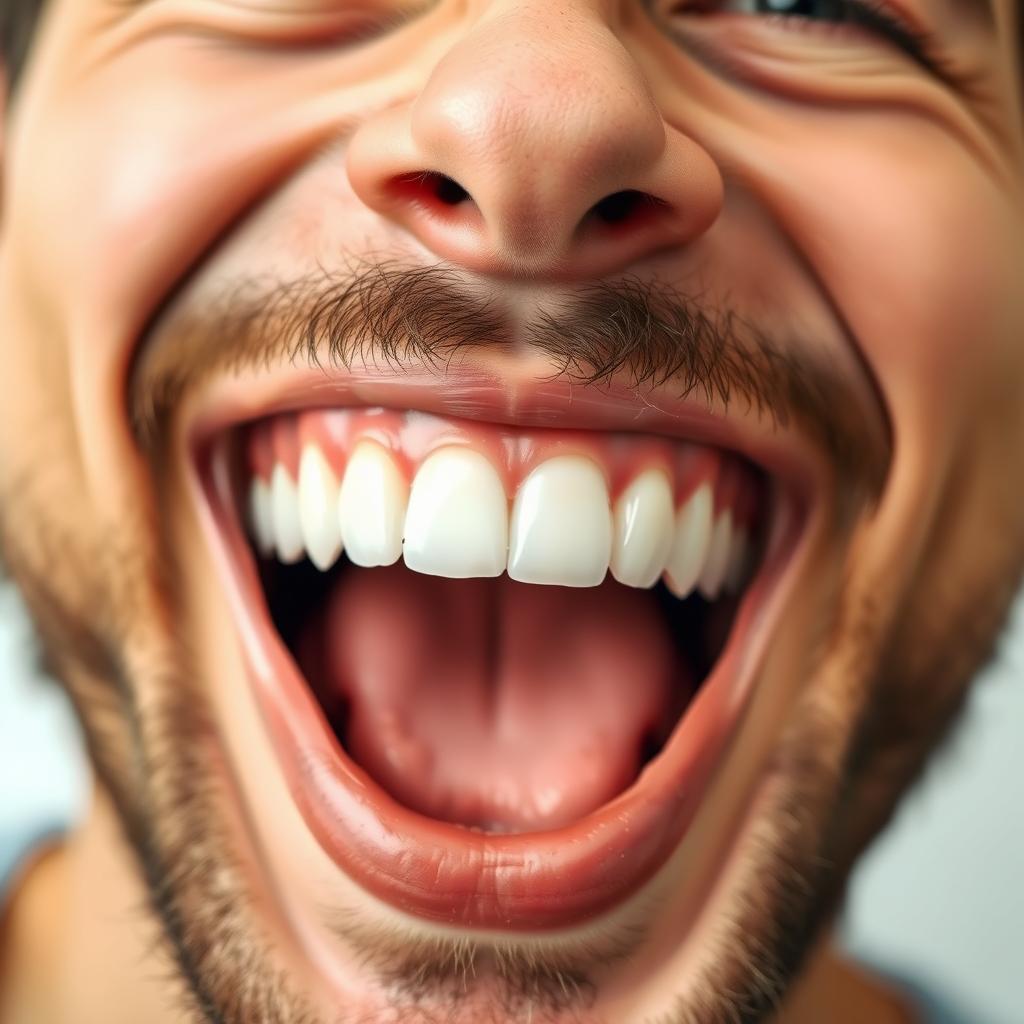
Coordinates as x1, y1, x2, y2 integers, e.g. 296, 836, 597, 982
185, 379, 815, 933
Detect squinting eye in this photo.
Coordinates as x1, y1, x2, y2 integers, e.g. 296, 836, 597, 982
667, 0, 939, 72
725, 0, 856, 17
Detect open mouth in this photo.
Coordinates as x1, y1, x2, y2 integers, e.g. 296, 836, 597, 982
194, 397, 806, 932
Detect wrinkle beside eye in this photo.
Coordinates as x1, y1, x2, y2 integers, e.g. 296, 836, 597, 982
118, 0, 430, 50
644, 6, 955, 100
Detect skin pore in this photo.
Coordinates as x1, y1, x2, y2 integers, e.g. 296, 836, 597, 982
1, 1, 1023, 1023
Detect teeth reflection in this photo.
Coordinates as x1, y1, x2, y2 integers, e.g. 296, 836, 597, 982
270, 463, 304, 564
298, 445, 343, 571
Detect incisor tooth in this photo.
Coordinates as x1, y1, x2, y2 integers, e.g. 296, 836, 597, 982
298, 445, 342, 571
611, 469, 674, 588
248, 477, 275, 557
403, 447, 508, 578
337, 441, 407, 567
698, 510, 733, 600
664, 482, 713, 598
508, 456, 612, 587
270, 463, 304, 564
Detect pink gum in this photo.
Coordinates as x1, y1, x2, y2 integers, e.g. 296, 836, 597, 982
246, 407, 760, 525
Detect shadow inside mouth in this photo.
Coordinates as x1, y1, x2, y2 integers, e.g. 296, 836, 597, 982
261, 555, 738, 835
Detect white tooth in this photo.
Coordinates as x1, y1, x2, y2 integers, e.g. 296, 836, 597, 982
698, 510, 733, 601
403, 447, 508, 578
724, 527, 751, 595
298, 445, 342, 571
508, 456, 612, 587
664, 482, 713, 599
337, 441, 408, 567
610, 469, 675, 588
270, 463, 304, 564
248, 477, 275, 557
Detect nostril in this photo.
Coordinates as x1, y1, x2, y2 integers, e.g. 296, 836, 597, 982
591, 189, 666, 226
391, 171, 472, 210
433, 174, 471, 206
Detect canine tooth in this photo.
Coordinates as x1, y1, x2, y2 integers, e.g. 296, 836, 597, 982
338, 441, 407, 567
248, 477, 275, 557
698, 510, 733, 601
610, 469, 674, 588
270, 463, 304, 564
403, 447, 508, 578
724, 528, 751, 594
664, 482, 713, 598
298, 445, 342, 571
508, 456, 612, 587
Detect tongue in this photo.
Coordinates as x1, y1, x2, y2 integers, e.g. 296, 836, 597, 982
317, 565, 684, 833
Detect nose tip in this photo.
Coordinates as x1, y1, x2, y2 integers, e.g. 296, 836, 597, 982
347, 12, 723, 281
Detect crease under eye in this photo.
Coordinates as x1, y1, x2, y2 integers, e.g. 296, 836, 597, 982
655, 0, 944, 77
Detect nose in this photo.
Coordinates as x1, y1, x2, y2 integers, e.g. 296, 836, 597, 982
346, 2, 723, 281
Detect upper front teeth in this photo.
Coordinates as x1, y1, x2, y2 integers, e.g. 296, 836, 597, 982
337, 441, 408, 567
404, 447, 508, 579
297, 445, 343, 571
247, 443, 755, 599
509, 456, 613, 588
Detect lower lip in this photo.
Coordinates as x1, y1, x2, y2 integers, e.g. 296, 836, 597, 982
197, 439, 793, 932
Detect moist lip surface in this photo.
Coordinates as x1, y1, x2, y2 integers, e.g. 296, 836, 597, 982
193, 396, 807, 931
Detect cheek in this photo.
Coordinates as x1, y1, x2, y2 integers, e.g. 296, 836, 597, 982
8, 41, 403, 389
760, 117, 1021, 449
661, 95, 1024, 602
3, 36, 418, 535
760, 113, 1024, 622
650, 56, 1022, 451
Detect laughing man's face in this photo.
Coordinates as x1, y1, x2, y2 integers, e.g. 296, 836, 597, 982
2, 1, 1024, 1021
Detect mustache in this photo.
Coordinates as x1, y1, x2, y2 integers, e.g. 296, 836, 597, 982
131, 261, 888, 496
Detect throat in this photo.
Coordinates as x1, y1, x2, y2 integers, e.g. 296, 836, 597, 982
294, 565, 693, 833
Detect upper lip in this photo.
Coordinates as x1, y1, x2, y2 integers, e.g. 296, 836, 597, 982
180, 357, 830, 502
182, 359, 820, 931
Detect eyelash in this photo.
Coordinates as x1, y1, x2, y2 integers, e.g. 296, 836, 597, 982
666, 0, 942, 73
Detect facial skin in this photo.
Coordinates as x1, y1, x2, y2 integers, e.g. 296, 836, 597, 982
1, 1, 1023, 1022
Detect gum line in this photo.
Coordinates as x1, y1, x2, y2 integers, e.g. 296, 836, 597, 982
246, 407, 759, 523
